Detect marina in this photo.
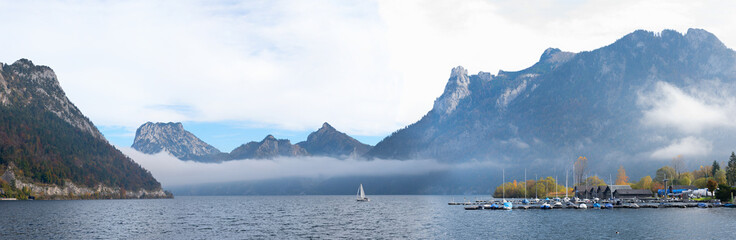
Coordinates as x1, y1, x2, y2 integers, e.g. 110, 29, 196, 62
453, 198, 736, 210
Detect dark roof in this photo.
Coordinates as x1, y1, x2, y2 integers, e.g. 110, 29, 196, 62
603, 185, 632, 192
614, 189, 653, 195
669, 185, 696, 190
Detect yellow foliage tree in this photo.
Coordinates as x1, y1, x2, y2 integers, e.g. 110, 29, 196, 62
615, 165, 629, 185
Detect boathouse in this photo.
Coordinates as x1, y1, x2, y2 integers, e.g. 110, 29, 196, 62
613, 189, 653, 199
600, 185, 632, 199
593, 186, 605, 198
574, 186, 588, 199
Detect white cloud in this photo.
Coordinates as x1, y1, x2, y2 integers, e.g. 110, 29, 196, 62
119, 147, 497, 186
639, 81, 736, 133
650, 136, 713, 159
2, 0, 736, 139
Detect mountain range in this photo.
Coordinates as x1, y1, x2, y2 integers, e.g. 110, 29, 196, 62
0, 59, 168, 199
132, 28, 736, 180
131, 122, 372, 161
366, 28, 736, 177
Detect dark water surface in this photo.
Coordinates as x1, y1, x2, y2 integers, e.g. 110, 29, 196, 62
1, 195, 735, 239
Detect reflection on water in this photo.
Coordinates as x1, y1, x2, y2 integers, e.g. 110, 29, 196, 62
1, 195, 735, 239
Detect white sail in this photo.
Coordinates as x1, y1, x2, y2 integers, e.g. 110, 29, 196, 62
357, 184, 369, 201
359, 184, 365, 199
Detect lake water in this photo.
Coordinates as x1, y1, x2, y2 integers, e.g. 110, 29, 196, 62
1, 195, 735, 239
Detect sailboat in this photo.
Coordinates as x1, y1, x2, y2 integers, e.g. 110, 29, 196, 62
502, 169, 513, 210
356, 184, 369, 202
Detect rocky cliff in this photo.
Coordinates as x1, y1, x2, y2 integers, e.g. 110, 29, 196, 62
132, 122, 226, 162
0, 59, 103, 139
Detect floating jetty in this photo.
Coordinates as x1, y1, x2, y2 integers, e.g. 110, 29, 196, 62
456, 199, 730, 210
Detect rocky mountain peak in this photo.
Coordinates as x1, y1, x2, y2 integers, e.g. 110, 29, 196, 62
0, 59, 103, 139
132, 122, 223, 162
685, 28, 727, 49
320, 122, 335, 131
230, 134, 308, 159
432, 66, 471, 116
538, 48, 575, 64
297, 122, 372, 158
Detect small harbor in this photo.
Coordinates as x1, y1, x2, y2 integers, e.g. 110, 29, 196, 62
452, 198, 736, 210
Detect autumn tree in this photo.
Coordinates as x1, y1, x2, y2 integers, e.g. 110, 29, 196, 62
574, 156, 588, 186
716, 169, 727, 185
584, 176, 606, 186
633, 176, 653, 190
694, 165, 713, 179
707, 179, 719, 197
693, 177, 711, 188
654, 166, 676, 183
615, 165, 629, 185
676, 174, 692, 186
651, 182, 664, 194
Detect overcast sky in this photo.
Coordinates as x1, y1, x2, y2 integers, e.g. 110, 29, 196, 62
1, 0, 735, 150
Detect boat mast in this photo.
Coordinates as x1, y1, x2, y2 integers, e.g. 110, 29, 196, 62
565, 167, 568, 198
524, 169, 527, 200
609, 174, 613, 200
502, 169, 505, 200
535, 174, 538, 199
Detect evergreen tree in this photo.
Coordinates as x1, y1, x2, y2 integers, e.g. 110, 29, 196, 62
712, 160, 721, 178
727, 152, 736, 186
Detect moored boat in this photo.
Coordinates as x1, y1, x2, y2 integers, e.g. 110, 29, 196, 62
465, 205, 482, 210
503, 201, 513, 210
541, 203, 552, 209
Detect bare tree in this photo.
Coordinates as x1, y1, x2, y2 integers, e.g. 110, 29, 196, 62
671, 155, 685, 178
574, 156, 588, 186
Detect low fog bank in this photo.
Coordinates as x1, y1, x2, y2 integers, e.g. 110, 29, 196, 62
119, 147, 673, 195
165, 173, 493, 195
119, 147, 500, 190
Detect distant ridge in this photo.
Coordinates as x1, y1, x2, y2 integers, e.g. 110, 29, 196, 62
132, 122, 372, 160
296, 122, 372, 158
230, 135, 309, 159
